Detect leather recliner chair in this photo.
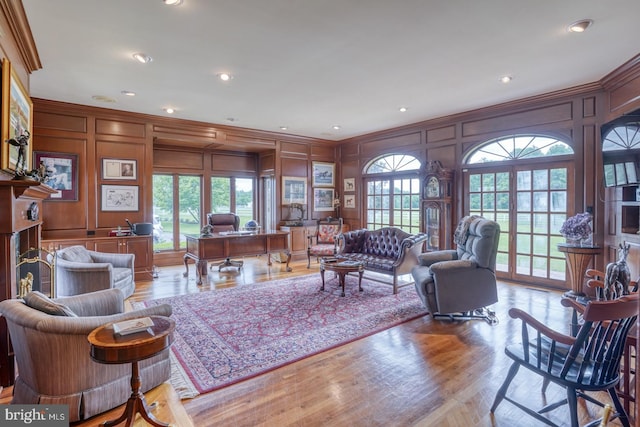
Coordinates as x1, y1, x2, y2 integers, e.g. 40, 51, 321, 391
411, 215, 500, 323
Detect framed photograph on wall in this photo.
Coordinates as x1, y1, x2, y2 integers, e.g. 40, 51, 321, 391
101, 185, 139, 211
344, 194, 356, 209
1, 58, 34, 174
343, 178, 355, 192
102, 158, 137, 180
312, 162, 335, 187
282, 176, 307, 204
313, 188, 335, 212
34, 152, 78, 201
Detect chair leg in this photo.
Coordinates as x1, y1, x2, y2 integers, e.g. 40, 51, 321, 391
307, 251, 311, 268
566, 387, 579, 427
607, 387, 631, 427
491, 361, 520, 412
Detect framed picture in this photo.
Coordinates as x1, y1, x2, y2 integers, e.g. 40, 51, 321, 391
343, 178, 355, 192
344, 194, 356, 209
313, 188, 335, 212
282, 176, 307, 204
101, 185, 139, 211
1, 58, 34, 174
34, 152, 78, 201
102, 158, 137, 180
312, 162, 335, 187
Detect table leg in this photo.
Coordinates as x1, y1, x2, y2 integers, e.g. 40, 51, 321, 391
102, 361, 169, 427
358, 269, 364, 292
196, 260, 207, 286
339, 272, 346, 297
284, 251, 292, 272
183, 254, 189, 278
320, 266, 326, 291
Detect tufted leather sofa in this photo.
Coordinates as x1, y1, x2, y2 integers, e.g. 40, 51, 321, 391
336, 227, 428, 294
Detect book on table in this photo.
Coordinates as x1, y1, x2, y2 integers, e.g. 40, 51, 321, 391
113, 317, 154, 336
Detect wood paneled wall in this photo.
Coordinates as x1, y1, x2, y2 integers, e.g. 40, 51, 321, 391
31, 99, 337, 244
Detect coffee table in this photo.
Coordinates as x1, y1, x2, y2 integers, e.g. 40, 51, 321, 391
320, 258, 365, 297
88, 315, 175, 427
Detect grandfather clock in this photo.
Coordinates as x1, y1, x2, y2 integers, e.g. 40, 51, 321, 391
422, 160, 454, 251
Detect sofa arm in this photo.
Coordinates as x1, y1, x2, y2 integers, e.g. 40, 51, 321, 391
337, 229, 367, 254
56, 288, 125, 317
393, 234, 428, 265
417, 250, 457, 266
90, 251, 135, 269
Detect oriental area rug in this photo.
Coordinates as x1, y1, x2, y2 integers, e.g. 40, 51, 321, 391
135, 273, 428, 397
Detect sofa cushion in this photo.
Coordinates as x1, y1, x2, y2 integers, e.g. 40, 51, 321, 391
59, 246, 93, 263
23, 291, 77, 317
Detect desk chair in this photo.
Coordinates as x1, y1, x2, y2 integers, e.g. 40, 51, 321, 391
207, 212, 244, 271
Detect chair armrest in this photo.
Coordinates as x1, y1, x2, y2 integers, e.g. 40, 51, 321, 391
55, 288, 125, 316
509, 307, 576, 346
429, 259, 476, 274
36, 304, 173, 335
56, 258, 113, 272
90, 251, 135, 268
417, 250, 457, 266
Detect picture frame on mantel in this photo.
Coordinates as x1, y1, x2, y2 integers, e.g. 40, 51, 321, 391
34, 151, 78, 201
1, 58, 34, 174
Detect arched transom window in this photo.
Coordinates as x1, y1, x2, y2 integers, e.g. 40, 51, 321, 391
363, 154, 421, 234
466, 135, 573, 164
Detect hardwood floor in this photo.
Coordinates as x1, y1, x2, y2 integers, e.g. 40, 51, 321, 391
1, 255, 631, 426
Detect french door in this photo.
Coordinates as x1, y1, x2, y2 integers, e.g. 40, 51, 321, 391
465, 161, 573, 287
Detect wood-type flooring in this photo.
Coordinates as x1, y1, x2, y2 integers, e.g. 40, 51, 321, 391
1, 256, 634, 426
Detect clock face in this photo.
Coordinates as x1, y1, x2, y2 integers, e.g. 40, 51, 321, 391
426, 176, 440, 198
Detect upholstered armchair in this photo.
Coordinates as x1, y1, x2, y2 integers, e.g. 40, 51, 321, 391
206, 212, 244, 271
307, 217, 343, 268
54, 245, 135, 298
0, 288, 172, 422
411, 215, 500, 322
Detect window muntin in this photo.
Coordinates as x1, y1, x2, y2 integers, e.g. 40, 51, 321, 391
466, 135, 573, 164
364, 154, 421, 234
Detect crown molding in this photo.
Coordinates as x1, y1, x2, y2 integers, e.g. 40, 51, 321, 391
600, 53, 640, 91
0, 0, 41, 73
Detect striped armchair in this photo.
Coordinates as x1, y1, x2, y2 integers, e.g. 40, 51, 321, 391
0, 288, 172, 422
54, 245, 135, 298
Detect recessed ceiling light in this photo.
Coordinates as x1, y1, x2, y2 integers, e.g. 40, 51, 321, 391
163, 107, 175, 114
500, 75, 513, 84
217, 73, 233, 81
280, 126, 288, 130
226, 117, 237, 122
399, 107, 407, 112
92, 95, 116, 103
568, 19, 593, 33
163, 0, 183, 5
132, 52, 152, 64
121, 90, 136, 96
332, 125, 341, 130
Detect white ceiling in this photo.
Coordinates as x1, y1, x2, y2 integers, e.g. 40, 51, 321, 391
22, 0, 640, 141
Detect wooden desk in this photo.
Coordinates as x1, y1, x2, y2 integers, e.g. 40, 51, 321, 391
557, 243, 601, 298
88, 316, 175, 427
184, 231, 292, 285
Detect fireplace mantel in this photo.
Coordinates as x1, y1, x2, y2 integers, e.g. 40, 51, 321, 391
0, 179, 56, 385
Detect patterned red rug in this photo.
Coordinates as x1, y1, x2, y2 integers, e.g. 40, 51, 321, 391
136, 273, 428, 395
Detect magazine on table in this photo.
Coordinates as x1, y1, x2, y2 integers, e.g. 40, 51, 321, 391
113, 317, 154, 336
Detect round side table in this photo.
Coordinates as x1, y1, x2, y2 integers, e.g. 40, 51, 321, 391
320, 258, 365, 297
88, 315, 175, 427
557, 243, 601, 299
